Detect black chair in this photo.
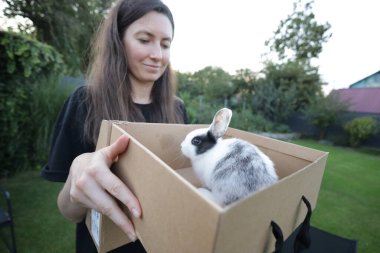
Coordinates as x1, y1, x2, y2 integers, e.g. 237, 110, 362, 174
0, 186, 17, 253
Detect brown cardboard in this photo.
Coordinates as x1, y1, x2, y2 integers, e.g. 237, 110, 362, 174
86, 121, 328, 253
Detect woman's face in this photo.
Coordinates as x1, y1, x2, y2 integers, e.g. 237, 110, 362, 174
123, 11, 173, 86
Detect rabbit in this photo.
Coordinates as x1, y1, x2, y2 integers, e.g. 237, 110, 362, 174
180, 108, 278, 206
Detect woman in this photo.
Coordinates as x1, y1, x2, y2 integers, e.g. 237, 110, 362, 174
41, 0, 187, 252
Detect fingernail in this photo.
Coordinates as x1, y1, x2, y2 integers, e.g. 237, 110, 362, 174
128, 232, 137, 242
132, 208, 140, 218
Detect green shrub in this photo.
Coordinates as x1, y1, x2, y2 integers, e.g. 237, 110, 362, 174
180, 95, 226, 124
0, 77, 73, 177
30, 78, 75, 167
344, 117, 377, 147
0, 31, 70, 177
251, 79, 297, 124
195, 102, 223, 124
230, 110, 275, 132
178, 91, 198, 124
303, 93, 348, 139
180, 97, 282, 133
0, 31, 65, 82
271, 123, 291, 133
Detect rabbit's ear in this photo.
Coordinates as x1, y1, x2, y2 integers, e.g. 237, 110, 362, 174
209, 108, 232, 139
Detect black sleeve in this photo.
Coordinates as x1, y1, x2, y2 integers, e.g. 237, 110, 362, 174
181, 103, 189, 124
175, 98, 189, 124
41, 86, 93, 182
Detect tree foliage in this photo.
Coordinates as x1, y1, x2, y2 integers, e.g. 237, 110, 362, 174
0, 31, 71, 177
232, 69, 257, 102
176, 67, 235, 123
260, 0, 331, 123
0, 31, 65, 82
3, 0, 109, 74
251, 77, 297, 124
265, 0, 331, 64
303, 92, 349, 139
262, 61, 323, 110
176, 71, 199, 96
192, 67, 235, 101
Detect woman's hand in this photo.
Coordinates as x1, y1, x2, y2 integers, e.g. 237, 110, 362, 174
58, 135, 141, 242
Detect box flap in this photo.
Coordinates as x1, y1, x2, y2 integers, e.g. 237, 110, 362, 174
86, 120, 132, 253
110, 123, 222, 253
114, 122, 192, 169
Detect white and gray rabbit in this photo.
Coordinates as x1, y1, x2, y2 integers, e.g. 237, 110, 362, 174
181, 108, 278, 206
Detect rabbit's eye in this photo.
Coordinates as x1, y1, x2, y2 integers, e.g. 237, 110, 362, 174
191, 137, 202, 146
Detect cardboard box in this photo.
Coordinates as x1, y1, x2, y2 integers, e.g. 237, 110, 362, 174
86, 120, 328, 253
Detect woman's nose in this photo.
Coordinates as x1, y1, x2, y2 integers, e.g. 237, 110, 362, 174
149, 43, 162, 60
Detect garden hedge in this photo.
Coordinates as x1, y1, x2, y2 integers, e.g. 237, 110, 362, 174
0, 31, 70, 177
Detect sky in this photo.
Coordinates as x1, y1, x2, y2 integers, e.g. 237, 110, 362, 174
164, 0, 380, 94
1, 0, 379, 94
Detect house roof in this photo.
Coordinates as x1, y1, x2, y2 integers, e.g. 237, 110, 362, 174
330, 88, 380, 114
349, 70, 380, 88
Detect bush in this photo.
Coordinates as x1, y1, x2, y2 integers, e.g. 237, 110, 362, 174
251, 79, 297, 124
271, 123, 291, 133
178, 91, 198, 124
180, 96, 286, 133
303, 93, 348, 140
0, 31, 70, 177
31, 78, 75, 167
0, 77, 73, 177
0, 31, 65, 82
195, 101, 223, 124
180, 94, 227, 124
230, 110, 271, 132
344, 117, 377, 147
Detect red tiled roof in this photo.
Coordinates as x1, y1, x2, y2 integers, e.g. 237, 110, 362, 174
330, 88, 380, 114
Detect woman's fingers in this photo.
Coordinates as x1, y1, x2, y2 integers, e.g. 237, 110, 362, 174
97, 135, 142, 217
72, 162, 139, 242
94, 168, 141, 218
68, 134, 141, 241
86, 181, 138, 242
102, 135, 130, 166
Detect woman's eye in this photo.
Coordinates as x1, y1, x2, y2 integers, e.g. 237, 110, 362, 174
191, 137, 202, 146
161, 42, 171, 49
138, 38, 149, 44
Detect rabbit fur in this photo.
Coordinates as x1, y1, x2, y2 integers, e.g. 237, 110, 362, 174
181, 108, 278, 206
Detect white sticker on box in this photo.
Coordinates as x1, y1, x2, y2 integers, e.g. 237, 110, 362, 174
91, 209, 101, 247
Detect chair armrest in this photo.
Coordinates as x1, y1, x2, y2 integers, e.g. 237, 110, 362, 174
0, 185, 13, 218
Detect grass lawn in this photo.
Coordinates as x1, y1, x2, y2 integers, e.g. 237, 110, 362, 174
0, 139, 379, 252
0, 171, 75, 253
292, 139, 380, 253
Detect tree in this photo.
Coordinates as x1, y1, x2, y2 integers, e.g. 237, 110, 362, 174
265, 0, 332, 64
231, 69, 258, 111
3, 0, 109, 74
251, 77, 297, 124
176, 67, 236, 123
192, 67, 235, 102
259, 0, 331, 119
0, 31, 69, 175
176, 71, 200, 97
303, 93, 349, 139
262, 61, 323, 110
232, 69, 256, 97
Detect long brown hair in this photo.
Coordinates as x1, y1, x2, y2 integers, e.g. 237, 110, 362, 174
84, 0, 183, 145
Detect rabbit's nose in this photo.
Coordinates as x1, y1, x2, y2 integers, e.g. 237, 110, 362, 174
180, 142, 187, 155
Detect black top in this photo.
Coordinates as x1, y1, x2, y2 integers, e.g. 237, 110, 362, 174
41, 86, 188, 253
